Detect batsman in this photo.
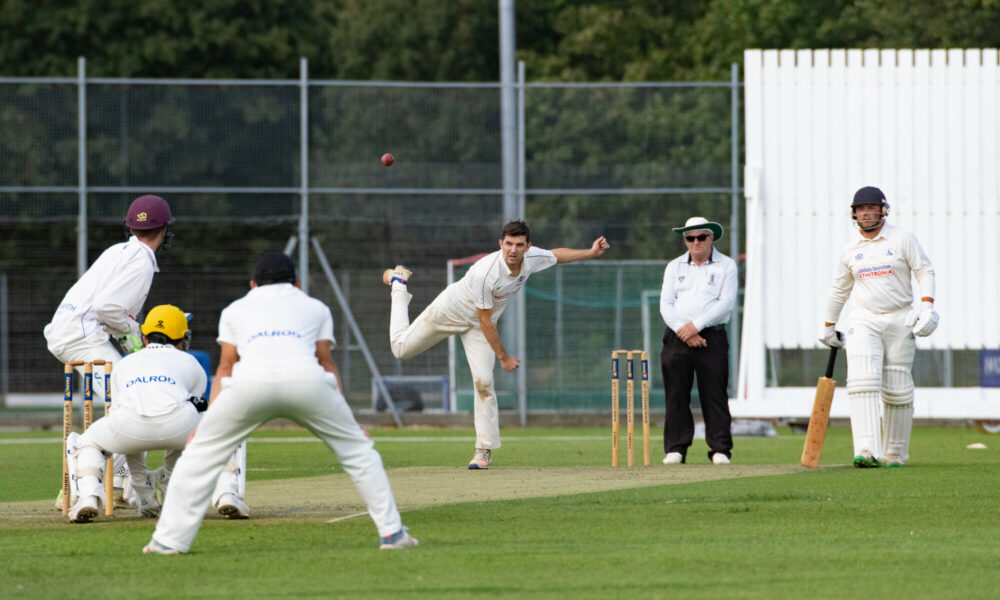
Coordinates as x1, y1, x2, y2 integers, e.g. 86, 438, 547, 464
819, 186, 937, 468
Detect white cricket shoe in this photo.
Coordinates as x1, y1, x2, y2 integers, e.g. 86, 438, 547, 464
380, 527, 419, 550
712, 453, 731, 465
467, 448, 491, 470
216, 493, 251, 519
136, 494, 161, 518
885, 454, 904, 468
142, 539, 180, 555
382, 265, 412, 286
662, 452, 683, 465
68, 495, 99, 524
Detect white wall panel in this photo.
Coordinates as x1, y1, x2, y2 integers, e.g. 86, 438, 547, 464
983, 50, 1000, 348
744, 48, 1000, 353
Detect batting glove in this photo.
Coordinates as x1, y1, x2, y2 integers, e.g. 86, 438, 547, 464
818, 325, 844, 348
119, 332, 145, 354
905, 301, 939, 337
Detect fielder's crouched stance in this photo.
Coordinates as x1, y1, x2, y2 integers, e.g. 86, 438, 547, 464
144, 252, 416, 554
66, 305, 247, 522
820, 187, 938, 468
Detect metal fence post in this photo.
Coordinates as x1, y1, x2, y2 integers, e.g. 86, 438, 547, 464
1, 274, 8, 407
729, 62, 741, 399
77, 56, 88, 279
299, 57, 310, 294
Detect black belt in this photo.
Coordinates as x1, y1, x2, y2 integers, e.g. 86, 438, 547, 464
702, 324, 726, 332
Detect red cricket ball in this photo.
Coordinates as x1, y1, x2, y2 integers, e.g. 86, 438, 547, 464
381, 153, 394, 167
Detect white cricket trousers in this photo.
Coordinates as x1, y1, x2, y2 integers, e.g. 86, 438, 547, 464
845, 306, 916, 458
389, 286, 501, 449
152, 366, 403, 552
73, 404, 199, 501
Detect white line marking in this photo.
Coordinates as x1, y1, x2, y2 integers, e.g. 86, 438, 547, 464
325, 511, 368, 524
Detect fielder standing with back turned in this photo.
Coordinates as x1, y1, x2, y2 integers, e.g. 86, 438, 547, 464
819, 186, 937, 468
144, 252, 416, 554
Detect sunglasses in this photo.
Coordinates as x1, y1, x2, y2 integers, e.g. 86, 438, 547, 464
685, 233, 710, 242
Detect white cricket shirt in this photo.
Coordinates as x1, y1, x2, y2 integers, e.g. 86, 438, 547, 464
432, 247, 557, 326
217, 283, 334, 373
660, 248, 738, 332
825, 223, 935, 322
44, 236, 158, 345
111, 343, 207, 417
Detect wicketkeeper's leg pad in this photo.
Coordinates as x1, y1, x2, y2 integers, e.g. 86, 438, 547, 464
73, 436, 110, 503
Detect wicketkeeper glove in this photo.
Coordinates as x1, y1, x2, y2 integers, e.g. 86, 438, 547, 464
818, 324, 844, 348
118, 332, 145, 354
905, 301, 939, 337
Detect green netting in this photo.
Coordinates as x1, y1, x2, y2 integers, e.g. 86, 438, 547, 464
450, 260, 671, 411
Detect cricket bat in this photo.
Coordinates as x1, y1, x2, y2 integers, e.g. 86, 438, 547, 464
800, 339, 841, 468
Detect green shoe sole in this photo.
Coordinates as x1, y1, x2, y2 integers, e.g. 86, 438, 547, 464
853, 455, 882, 468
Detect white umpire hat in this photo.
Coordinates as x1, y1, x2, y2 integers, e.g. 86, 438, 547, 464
672, 216, 723, 241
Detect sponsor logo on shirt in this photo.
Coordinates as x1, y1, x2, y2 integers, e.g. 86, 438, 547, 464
855, 253, 864, 261
125, 375, 176, 388
886, 249, 894, 256
247, 330, 303, 343
857, 263, 894, 280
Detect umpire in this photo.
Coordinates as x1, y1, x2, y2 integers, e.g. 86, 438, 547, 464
658, 217, 738, 465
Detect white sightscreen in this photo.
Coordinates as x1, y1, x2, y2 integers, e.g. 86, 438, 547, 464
739, 48, 1000, 418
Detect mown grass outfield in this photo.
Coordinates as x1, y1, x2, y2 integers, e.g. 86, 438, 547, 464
2, 424, 999, 599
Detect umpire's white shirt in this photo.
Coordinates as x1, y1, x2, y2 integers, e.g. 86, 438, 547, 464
218, 283, 334, 377
44, 236, 158, 351
111, 343, 207, 417
660, 249, 738, 332
825, 223, 935, 323
432, 247, 557, 326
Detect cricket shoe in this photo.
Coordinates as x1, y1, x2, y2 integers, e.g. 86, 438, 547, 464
382, 265, 412, 286
68, 495, 100, 524
662, 452, 683, 465
142, 539, 180, 555
853, 450, 881, 468
712, 452, 731, 465
885, 454, 904, 468
216, 493, 250, 519
380, 527, 419, 550
136, 494, 161, 518
467, 448, 491, 470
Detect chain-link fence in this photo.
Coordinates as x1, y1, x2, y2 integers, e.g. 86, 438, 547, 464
0, 65, 742, 414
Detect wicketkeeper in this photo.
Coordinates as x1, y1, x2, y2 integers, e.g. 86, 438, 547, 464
819, 186, 938, 468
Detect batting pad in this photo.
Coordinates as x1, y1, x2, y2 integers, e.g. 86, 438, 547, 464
848, 391, 882, 458
882, 366, 914, 461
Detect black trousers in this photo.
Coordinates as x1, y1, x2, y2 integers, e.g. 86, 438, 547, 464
660, 326, 732, 461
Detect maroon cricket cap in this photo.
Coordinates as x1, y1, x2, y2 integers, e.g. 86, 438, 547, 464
125, 195, 173, 230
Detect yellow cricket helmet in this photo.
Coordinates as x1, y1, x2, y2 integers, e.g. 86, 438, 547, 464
141, 304, 190, 341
